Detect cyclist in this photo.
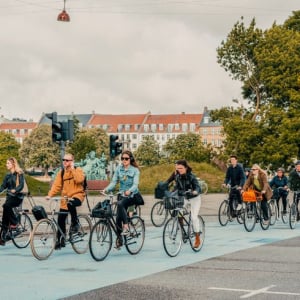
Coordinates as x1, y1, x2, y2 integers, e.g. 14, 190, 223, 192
103, 150, 141, 248
0, 157, 25, 246
269, 168, 289, 214
165, 159, 201, 248
288, 160, 300, 221
242, 164, 272, 224
46, 153, 86, 250
222, 155, 246, 217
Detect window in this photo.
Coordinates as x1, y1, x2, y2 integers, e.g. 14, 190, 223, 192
159, 124, 164, 131
132, 134, 137, 139
117, 124, 123, 132
151, 124, 157, 132
182, 123, 188, 132
134, 124, 140, 131
144, 124, 149, 132
175, 123, 180, 130
190, 123, 195, 132
203, 116, 210, 124
125, 124, 130, 131
132, 143, 137, 149
167, 124, 173, 132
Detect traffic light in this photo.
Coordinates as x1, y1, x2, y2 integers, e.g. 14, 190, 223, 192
109, 135, 123, 159
61, 119, 74, 142
45, 112, 63, 143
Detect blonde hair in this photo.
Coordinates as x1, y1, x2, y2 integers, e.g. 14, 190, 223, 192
8, 157, 23, 174
251, 164, 267, 176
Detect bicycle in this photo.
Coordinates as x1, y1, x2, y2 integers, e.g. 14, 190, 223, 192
150, 198, 171, 227
289, 190, 300, 229
0, 197, 33, 248
269, 187, 289, 225
89, 192, 145, 261
218, 186, 244, 226
30, 197, 92, 260
162, 193, 205, 257
111, 198, 141, 218
243, 191, 271, 232
197, 178, 208, 194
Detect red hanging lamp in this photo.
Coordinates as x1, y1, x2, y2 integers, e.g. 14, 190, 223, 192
57, 0, 70, 22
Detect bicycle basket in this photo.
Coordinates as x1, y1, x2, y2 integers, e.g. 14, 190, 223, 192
91, 199, 112, 218
242, 190, 262, 202
164, 196, 184, 210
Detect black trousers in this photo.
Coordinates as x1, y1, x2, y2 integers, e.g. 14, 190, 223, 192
1, 195, 23, 230
229, 188, 242, 216
57, 198, 81, 241
116, 196, 136, 234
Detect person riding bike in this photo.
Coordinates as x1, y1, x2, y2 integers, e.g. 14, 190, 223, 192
288, 161, 300, 221
165, 159, 202, 248
269, 168, 289, 215
222, 155, 246, 217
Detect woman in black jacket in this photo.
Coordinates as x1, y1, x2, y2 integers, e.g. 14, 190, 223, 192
166, 159, 202, 248
0, 157, 25, 246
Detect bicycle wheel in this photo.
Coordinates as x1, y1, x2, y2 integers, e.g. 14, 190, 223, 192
280, 202, 289, 224
260, 202, 271, 230
201, 182, 208, 194
89, 219, 112, 261
189, 215, 205, 252
269, 200, 278, 226
218, 200, 229, 226
243, 202, 256, 232
289, 203, 297, 229
125, 216, 145, 255
162, 217, 182, 257
12, 213, 33, 248
30, 219, 56, 260
71, 215, 92, 254
150, 200, 168, 227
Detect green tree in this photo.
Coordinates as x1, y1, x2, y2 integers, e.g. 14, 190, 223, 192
162, 133, 211, 163
19, 124, 60, 175
0, 132, 20, 166
68, 128, 109, 161
134, 136, 160, 166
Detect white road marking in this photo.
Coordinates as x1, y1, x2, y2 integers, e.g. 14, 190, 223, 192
208, 285, 300, 298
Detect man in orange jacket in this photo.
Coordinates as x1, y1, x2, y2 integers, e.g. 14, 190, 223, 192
46, 153, 85, 250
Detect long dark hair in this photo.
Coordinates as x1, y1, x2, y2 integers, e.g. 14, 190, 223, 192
175, 159, 192, 173
122, 150, 139, 169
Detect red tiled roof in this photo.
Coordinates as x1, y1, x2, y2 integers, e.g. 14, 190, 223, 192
0, 122, 37, 130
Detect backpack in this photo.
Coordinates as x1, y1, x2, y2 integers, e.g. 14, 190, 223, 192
61, 167, 87, 191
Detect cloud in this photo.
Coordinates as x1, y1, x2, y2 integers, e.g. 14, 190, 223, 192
0, 0, 298, 120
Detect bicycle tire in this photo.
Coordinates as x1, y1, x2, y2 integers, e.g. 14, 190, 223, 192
12, 213, 33, 248
218, 200, 229, 226
162, 217, 182, 257
89, 219, 112, 261
30, 218, 56, 260
243, 202, 256, 232
269, 199, 278, 226
71, 215, 92, 254
125, 216, 145, 255
236, 207, 244, 224
260, 202, 271, 230
280, 202, 289, 224
189, 215, 205, 252
289, 203, 297, 229
150, 200, 168, 227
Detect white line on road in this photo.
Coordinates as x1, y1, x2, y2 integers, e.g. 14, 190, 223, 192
208, 285, 300, 298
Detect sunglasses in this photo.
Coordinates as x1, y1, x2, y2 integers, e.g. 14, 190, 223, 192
63, 159, 73, 162
121, 157, 130, 161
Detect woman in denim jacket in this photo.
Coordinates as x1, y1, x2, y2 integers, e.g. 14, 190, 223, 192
104, 150, 140, 247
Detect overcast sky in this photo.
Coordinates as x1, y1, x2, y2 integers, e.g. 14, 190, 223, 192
0, 0, 298, 121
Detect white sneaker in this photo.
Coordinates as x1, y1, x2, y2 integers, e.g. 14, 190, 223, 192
121, 229, 130, 236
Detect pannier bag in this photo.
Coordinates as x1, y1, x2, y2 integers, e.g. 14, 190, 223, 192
32, 205, 48, 221
91, 199, 112, 218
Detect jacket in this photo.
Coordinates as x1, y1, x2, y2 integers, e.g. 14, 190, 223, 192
170, 172, 201, 199
0, 172, 25, 199
106, 165, 140, 195
48, 167, 85, 210
288, 169, 300, 191
243, 170, 272, 200
224, 163, 246, 187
